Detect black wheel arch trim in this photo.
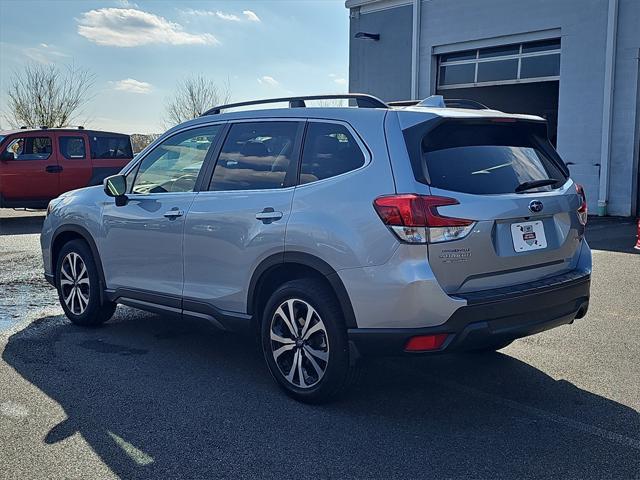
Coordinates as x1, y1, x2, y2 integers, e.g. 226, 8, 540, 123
247, 251, 357, 329
51, 224, 107, 293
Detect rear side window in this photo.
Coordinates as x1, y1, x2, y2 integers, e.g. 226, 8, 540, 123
209, 121, 300, 191
300, 122, 365, 185
420, 122, 567, 195
3, 136, 52, 160
59, 137, 86, 159
90, 135, 133, 159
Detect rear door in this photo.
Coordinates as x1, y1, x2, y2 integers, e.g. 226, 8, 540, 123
413, 119, 584, 293
182, 120, 303, 315
0, 132, 59, 203
56, 132, 92, 195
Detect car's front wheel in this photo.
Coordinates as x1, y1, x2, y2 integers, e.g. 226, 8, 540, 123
56, 239, 116, 326
261, 279, 356, 403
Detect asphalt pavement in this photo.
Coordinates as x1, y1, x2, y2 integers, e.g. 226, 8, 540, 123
0, 209, 638, 479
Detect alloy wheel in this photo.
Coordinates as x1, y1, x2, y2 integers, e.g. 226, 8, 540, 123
60, 252, 90, 315
270, 298, 329, 389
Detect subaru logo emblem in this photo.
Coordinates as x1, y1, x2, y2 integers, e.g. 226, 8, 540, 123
529, 200, 544, 213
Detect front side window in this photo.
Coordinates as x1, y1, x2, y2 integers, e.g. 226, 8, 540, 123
299, 122, 365, 185
131, 125, 222, 194
209, 121, 299, 191
3, 136, 52, 160
59, 137, 86, 159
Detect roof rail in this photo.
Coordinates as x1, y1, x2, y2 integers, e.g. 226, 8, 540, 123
388, 96, 490, 110
202, 93, 388, 116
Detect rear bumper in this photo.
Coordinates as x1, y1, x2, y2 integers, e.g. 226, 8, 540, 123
348, 269, 590, 356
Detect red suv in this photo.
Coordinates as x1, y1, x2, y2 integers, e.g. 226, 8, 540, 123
0, 127, 133, 209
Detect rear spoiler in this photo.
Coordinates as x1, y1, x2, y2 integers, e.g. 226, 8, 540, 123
389, 96, 490, 111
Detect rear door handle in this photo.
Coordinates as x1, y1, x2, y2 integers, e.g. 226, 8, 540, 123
45, 165, 63, 173
256, 207, 283, 223
163, 209, 184, 219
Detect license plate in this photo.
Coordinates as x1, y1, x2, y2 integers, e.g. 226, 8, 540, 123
511, 220, 547, 252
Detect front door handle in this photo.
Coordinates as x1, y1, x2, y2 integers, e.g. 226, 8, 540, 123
45, 165, 63, 173
256, 207, 283, 224
163, 209, 184, 219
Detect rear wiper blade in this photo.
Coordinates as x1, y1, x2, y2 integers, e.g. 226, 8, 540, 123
515, 178, 561, 193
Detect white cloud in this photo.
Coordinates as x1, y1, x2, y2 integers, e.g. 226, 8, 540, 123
77, 8, 219, 47
333, 78, 348, 86
111, 78, 153, 94
328, 73, 337, 78
216, 11, 241, 21
22, 44, 69, 64
257, 76, 279, 87
181, 8, 261, 23
243, 10, 261, 22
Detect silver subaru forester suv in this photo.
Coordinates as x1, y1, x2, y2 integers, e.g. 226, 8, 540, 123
41, 94, 591, 403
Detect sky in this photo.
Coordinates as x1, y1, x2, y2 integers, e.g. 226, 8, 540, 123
0, 0, 350, 134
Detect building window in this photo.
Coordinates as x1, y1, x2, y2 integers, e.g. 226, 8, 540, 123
438, 38, 560, 89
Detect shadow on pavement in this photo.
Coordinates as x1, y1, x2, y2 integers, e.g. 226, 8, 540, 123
3, 311, 639, 479
0, 214, 45, 236
586, 216, 638, 254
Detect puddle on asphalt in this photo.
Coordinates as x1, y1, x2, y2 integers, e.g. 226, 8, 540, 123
0, 281, 59, 332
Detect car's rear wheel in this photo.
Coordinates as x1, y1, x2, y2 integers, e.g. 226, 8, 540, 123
261, 279, 356, 403
56, 239, 116, 326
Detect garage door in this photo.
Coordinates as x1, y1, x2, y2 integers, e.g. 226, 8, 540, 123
436, 39, 561, 145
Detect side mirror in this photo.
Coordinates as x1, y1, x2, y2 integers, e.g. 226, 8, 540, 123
104, 174, 128, 206
1, 150, 14, 161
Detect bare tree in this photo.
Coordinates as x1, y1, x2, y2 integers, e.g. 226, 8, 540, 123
4, 63, 95, 128
164, 75, 231, 127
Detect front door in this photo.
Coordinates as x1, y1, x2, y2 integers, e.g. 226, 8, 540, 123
183, 120, 303, 315
0, 132, 58, 204
100, 124, 224, 301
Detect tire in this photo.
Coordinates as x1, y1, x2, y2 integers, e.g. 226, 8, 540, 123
55, 239, 116, 327
260, 278, 356, 403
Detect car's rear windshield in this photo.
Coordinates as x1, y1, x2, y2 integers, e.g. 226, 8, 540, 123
419, 122, 567, 195
90, 134, 133, 159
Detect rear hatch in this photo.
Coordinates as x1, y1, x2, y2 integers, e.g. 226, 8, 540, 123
404, 116, 586, 294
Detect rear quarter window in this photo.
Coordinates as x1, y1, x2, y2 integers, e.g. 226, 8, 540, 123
90, 135, 133, 159
419, 122, 567, 195
299, 122, 366, 185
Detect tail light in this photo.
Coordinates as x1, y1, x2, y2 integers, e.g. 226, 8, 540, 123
373, 194, 475, 244
576, 184, 587, 226
405, 334, 449, 352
